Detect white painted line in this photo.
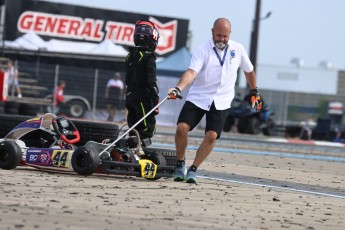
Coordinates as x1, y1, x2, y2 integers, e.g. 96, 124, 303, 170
265, 137, 289, 143
314, 141, 345, 147
199, 175, 345, 199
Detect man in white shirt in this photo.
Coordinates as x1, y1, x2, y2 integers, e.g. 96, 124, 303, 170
168, 18, 262, 183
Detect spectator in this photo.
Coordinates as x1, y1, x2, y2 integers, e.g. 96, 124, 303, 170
54, 80, 68, 115
105, 72, 124, 121
6, 60, 22, 98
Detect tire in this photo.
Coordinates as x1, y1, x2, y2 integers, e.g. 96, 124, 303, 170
247, 117, 261, 134
143, 147, 177, 167
0, 115, 119, 147
0, 114, 33, 138
0, 114, 53, 145
238, 116, 261, 134
263, 117, 275, 136
140, 151, 167, 180
223, 116, 235, 132
0, 101, 4, 114
71, 146, 101, 175
18, 103, 39, 116
4, 101, 20, 114
237, 117, 248, 134
0, 140, 22, 170
0, 114, 56, 146
66, 100, 87, 118
70, 120, 119, 146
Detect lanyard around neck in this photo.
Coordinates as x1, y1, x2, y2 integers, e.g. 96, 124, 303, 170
213, 45, 228, 66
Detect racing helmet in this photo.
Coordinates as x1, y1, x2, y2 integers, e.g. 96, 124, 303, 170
134, 20, 159, 52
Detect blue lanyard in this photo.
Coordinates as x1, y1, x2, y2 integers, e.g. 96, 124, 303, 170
213, 45, 228, 66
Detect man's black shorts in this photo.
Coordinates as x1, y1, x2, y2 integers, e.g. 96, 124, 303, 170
177, 101, 228, 138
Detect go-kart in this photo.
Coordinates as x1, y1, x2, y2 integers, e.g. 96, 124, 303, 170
73, 128, 174, 180
0, 112, 175, 180
0, 113, 79, 171
73, 96, 176, 179
223, 93, 275, 135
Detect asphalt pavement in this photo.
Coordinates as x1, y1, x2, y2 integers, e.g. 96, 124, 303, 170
152, 125, 345, 157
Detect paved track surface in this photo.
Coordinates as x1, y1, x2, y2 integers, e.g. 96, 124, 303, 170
1, 126, 345, 230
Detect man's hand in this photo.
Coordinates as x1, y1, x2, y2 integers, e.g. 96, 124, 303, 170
168, 87, 182, 100
250, 88, 262, 111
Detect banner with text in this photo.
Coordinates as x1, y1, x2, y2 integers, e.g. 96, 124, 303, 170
4, 0, 189, 56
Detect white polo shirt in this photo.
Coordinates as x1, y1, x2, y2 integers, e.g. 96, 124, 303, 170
186, 39, 253, 110
106, 79, 124, 90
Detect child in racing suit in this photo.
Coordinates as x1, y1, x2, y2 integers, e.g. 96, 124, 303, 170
125, 20, 160, 140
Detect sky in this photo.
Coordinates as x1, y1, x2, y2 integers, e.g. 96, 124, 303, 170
43, 0, 345, 70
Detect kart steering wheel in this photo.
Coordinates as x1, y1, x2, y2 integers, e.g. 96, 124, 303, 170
52, 116, 80, 144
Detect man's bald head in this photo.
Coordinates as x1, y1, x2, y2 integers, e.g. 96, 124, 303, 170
212, 18, 231, 50
213, 18, 231, 30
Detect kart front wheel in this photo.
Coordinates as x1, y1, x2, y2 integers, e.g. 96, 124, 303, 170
0, 141, 22, 170
71, 146, 101, 175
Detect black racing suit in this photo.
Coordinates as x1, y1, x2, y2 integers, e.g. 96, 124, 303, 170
125, 46, 159, 139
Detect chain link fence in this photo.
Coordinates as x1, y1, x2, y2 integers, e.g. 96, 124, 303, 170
9, 61, 295, 124
9, 60, 340, 137
7, 61, 126, 121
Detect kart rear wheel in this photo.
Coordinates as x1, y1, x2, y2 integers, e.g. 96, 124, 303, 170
141, 151, 167, 180
71, 146, 101, 175
0, 141, 22, 170
143, 147, 177, 167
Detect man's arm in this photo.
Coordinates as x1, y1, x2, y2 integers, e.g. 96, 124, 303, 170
175, 69, 197, 91
168, 69, 197, 99
244, 70, 257, 90
244, 70, 263, 111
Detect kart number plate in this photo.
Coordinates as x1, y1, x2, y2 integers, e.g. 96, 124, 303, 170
52, 150, 73, 168
138, 160, 157, 179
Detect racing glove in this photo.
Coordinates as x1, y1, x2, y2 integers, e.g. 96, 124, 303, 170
250, 87, 262, 111
168, 86, 182, 100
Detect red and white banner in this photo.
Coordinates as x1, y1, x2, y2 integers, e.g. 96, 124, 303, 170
5, 0, 189, 56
